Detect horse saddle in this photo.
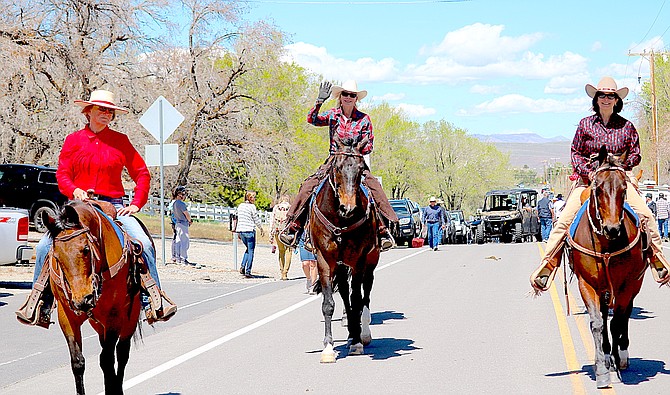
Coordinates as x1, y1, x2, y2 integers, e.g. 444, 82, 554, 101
569, 198, 639, 239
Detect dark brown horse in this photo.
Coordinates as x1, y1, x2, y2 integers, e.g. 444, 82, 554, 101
44, 200, 142, 394
308, 136, 380, 363
566, 146, 647, 388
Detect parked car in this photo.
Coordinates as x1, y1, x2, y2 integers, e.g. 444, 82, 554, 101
0, 164, 68, 232
0, 207, 33, 265
390, 198, 422, 246
448, 210, 469, 244
474, 188, 541, 244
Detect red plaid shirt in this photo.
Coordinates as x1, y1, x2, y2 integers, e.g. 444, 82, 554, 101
307, 103, 374, 155
571, 114, 641, 177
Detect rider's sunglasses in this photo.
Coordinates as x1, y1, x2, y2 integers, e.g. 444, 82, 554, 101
95, 106, 116, 114
597, 93, 616, 100
341, 91, 357, 98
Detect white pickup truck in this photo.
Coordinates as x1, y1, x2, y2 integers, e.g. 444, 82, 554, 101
0, 207, 33, 265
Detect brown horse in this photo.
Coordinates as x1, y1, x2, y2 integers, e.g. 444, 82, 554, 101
308, 136, 380, 363
566, 146, 647, 388
44, 200, 142, 394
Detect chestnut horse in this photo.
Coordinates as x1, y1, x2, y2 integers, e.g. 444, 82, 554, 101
566, 147, 647, 388
44, 200, 142, 394
308, 136, 380, 363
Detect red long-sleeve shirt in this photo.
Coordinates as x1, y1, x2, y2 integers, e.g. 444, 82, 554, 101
307, 103, 374, 155
56, 125, 151, 209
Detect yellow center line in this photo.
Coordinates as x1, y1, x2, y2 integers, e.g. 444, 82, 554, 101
537, 242, 618, 394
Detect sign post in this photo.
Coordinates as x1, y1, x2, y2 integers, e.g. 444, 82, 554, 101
139, 96, 184, 265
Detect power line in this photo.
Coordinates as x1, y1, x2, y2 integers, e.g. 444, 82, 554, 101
632, 0, 666, 49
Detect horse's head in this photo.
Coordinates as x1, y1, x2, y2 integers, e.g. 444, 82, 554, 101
330, 136, 368, 218
590, 145, 628, 240
44, 201, 102, 313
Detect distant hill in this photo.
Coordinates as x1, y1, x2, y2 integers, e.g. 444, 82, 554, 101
470, 133, 572, 171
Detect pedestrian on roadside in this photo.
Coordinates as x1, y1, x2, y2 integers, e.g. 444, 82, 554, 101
270, 194, 292, 280
537, 189, 554, 241
657, 193, 669, 241
171, 186, 193, 265
236, 190, 265, 278
436, 199, 450, 245
297, 232, 318, 294
423, 197, 444, 251
168, 196, 178, 264
553, 194, 565, 223
646, 193, 657, 219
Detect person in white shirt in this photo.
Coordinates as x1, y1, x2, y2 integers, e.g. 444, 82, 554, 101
235, 191, 265, 278
553, 194, 565, 223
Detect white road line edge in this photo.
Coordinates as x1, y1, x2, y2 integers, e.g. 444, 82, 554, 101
112, 248, 429, 394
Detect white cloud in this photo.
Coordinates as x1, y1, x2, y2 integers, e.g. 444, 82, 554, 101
395, 103, 437, 117
470, 84, 503, 94
371, 93, 405, 101
457, 94, 590, 116
282, 42, 399, 82
420, 23, 543, 66
544, 74, 589, 94
591, 41, 602, 52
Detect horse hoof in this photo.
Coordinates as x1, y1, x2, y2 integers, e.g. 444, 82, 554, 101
361, 332, 372, 346
596, 372, 611, 389
619, 349, 629, 370
349, 343, 364, 355
320, 344, 336, 363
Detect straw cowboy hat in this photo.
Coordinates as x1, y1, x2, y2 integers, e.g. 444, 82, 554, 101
74, 90, 129, 114
331, 80, 368, 101
585, 76, 629, 99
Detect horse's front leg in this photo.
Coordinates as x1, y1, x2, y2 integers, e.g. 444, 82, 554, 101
611, 298, 634, 371
320, 267, 336, 363
600, 293, 614, 373
579, 281, 610, 388
116, 336, 133, 388
360, 263, 376, 346
348, 271, 364, 355
336, 265, 351, 332
59, 307, 86, 395
99, 331, 121, 394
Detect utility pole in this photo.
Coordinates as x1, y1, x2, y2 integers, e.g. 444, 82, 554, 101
629, 49, 662, 184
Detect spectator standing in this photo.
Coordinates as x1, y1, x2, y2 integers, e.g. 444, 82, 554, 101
171, 186, 192, 265
657, 193, 669, 241
537, 190, 554, 242
423, 197, 444, 251
553, 194, 566, 222
270, 195, 292, 280
236, 191, 264, 278
646, 193, 657, 218
298, 232, 318, 294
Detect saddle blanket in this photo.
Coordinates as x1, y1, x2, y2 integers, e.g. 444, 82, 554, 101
569, 199, 639, 238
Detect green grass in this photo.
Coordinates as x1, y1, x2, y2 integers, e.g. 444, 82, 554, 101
134, 214, 269, 244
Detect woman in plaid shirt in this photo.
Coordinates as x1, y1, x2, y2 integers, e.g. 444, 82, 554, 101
531, 77, 670, 292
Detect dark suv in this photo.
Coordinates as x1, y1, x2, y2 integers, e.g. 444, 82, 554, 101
0, 164, 68, 232
390, 198, 422, 246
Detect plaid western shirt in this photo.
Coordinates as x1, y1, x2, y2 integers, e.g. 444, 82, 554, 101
571, 114, 641, 177
307, 103, 374, 155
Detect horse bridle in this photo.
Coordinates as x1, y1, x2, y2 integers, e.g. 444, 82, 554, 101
313, 151, 371, 244
51, 223, 103, 316
588, 165, 626, 236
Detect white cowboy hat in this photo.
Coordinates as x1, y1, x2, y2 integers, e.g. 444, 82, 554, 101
74, 90, 129, 114
331, 80, 368, 101
585, 76, 629, 99
429, 196, 437, 202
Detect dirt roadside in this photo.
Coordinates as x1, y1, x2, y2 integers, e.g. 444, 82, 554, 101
0, 232, 306, 285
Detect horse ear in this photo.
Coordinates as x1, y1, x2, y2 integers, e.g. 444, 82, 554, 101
618, 149, 628, 164
43, 209, 59, 235
356, 137, 369, 153
61, 204, 80, 228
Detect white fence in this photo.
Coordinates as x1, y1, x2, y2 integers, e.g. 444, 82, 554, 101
140, 196, 270, 224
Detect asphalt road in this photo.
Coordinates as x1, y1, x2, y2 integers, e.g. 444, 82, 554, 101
2, 242, 670, 395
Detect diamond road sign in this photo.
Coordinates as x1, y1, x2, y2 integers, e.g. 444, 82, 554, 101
139, 96, 184, 143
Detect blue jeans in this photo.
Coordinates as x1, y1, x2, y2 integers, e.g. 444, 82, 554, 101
33, 215, 160, 288
540, 217, 553, 241
658, 218, 669, 239
427, 222, 441, 249
239, 231, 256, 275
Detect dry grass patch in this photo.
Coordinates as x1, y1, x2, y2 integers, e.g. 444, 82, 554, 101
134, 214, 269, 244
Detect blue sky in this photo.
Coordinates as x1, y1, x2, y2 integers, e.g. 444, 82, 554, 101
244, 0, 669, 139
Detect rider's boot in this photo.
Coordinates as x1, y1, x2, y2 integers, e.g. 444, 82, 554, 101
15, 265, 54, 329
530, 241, 565, 292
140, 272, 178, 325
648, 250, 670, 284
378, 225, 395, 252
279, 217, 304, 248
